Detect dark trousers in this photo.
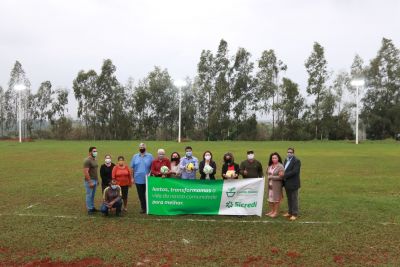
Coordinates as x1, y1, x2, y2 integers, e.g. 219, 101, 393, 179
135, 183, 146, 212
285, 188, 299, 216
121, 186, 129, 203
101, 199, 122, 216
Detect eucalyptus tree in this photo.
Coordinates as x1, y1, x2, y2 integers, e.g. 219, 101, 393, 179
305, 42, 329, 139
255, 49, 286, 139
362, 38, 400, 139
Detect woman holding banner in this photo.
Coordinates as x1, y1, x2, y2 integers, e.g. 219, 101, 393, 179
169, 152, 181, 178
221, 152, 240, 179
199, 151, 217, 180
265, 152, 284, 218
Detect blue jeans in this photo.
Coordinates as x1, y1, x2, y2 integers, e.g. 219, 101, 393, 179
101, 200, 122, 215
84, 179, 97, 210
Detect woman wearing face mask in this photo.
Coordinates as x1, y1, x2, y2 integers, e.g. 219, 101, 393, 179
100, 154, 115, 193
222, 152, 240, 179
169, 152, 181, 178
112, 156, 132, 212
265, 152, 285, 218
199, 151, 217, 180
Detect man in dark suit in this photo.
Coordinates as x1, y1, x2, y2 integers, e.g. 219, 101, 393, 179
282, 147, 301, 221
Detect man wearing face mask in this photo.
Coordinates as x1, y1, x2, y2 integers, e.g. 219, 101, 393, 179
240, 150, 264, 178
282, 147, 301, 221
151, 149, 172, 177
179, 146, 199, 179
101, 179, 123, 217
130, 143, 153, 214
83, 146, 99, 215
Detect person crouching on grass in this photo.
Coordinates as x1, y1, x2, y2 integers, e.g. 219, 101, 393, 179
112, 156, 132, 212
101, 179, 123, 217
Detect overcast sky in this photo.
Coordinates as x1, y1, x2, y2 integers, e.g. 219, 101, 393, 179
1, 0, 399, 117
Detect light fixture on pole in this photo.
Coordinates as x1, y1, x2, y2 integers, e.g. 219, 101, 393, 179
350, 79, 365, 145
14, 84, 26, 143
174, 79, 186, 143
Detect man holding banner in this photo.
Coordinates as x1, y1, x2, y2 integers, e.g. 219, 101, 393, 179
179, 146, 199, 180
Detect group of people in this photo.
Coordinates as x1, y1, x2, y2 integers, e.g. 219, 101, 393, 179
83, 143, 301, 221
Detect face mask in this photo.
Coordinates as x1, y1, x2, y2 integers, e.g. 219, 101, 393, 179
205, 155, 211, 161
111, 185, 117, 190
171, 158, 179, 162
140, 148, 146, 153
247, 154, 254, 160
105, 158, 111, 164
186, 151, 192, 157
92, 152, 97, 158
225, 158, 232, 164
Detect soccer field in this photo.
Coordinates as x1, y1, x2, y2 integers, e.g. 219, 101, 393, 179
0, 140, 399, 266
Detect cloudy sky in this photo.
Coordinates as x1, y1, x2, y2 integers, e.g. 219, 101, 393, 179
0, 0, 399, 116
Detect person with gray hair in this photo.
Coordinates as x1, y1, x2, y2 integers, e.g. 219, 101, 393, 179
130, 143, 153, 214
151, 148, 171, 177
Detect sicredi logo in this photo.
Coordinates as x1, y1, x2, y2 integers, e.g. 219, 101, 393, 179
225, 201, 233, 208
225, 201, 257, 208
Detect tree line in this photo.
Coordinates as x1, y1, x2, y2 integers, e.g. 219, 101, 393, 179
0, 37, 399, 141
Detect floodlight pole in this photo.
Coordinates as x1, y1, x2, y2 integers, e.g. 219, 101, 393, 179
178, 86, 182, 143
174, 80, 186, 143
351, 79, 364, 145
15, 84, 26, 143
18, 90, 22, 143
355, 85, 359, 145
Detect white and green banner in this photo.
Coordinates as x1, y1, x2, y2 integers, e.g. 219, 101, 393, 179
146, 176, 265, 216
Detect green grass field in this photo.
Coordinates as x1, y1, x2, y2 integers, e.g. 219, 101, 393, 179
0, 140, 399, 266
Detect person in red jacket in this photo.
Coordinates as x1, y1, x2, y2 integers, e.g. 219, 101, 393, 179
112, 156, 132, 212
151, 149, 171, 178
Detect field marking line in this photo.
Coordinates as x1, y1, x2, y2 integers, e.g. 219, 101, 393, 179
0, 212, 398, 225
18, 186, 79, 212
25, 203, 40, 209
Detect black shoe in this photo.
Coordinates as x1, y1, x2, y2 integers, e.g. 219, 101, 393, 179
89, 208, 99, 213
88, 210, 95, 215
140, 210, 146, 214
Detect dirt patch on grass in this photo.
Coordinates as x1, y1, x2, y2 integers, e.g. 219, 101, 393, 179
0, 258, 107, 267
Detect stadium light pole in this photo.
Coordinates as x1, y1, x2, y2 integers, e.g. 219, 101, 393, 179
14, 84, 26, 143
350, 79, 365, 145
174, 80, 186, 143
